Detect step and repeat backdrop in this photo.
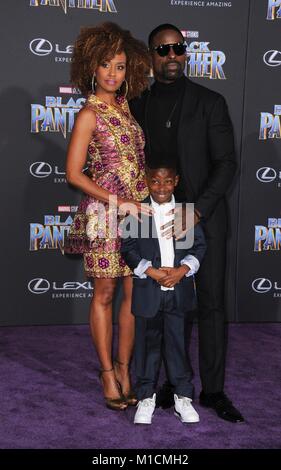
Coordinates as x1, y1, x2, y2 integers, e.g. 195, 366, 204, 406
0, 0, 280, 325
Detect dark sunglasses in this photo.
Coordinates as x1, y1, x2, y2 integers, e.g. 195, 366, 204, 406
151, 42, 187, 57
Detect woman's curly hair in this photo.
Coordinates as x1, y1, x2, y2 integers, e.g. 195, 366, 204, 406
71, 22, 151, 100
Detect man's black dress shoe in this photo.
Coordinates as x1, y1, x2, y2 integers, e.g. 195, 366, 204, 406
199, 391, 244, 423
156, 382, 174, 409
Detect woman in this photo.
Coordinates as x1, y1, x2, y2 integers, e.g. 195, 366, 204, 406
65, 22, 151, 410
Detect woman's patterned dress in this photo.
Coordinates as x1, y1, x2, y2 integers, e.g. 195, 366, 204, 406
65, 94, 149, 278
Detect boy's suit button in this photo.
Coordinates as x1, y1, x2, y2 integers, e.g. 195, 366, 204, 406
155, 256, 160, 262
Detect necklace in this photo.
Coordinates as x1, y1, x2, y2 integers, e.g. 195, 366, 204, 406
144, 90, 180, 156
165, 100, 178, 128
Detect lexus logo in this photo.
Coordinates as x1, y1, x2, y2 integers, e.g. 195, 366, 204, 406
28, 278, 50, 294
252, 278, 272, 294
263, 50, 281, 67
28, 279, 93, 294
30, 162, 52, 178
256, 167, 277, 183
29, 38, 53, 56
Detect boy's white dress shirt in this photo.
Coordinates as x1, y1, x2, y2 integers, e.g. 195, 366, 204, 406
134, 195, 200, 291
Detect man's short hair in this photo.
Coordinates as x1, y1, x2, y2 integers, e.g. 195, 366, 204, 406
148, 23, 184, 47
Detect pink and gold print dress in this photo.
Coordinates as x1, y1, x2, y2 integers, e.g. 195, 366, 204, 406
65, 94, 148, 278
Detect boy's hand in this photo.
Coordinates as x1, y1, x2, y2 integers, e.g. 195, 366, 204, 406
145, 266, 169, 282
158, 265, 190, 288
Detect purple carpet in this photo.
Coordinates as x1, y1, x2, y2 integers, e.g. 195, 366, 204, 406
0, 324, 280, 449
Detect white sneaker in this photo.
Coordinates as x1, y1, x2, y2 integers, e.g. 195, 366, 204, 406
174, 394, 200, 423
134, 393, 156, 424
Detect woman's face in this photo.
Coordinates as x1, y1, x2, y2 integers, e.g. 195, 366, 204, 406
95, 51, 126, 94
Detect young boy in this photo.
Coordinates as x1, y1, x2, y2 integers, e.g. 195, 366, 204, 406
121, 162, 206, 424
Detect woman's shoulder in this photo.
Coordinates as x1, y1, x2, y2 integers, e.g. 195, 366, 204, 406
74, 103, 96, 131
79, 103, 96, 118
83, 94, 99, 111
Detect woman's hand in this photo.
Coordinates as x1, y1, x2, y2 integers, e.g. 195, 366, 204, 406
118, 198, 154, 221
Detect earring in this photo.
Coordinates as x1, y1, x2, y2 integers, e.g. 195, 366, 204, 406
121, 79, 128, 98
91, 74, 96, 94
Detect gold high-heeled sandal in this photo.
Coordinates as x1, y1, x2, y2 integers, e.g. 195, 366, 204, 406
99, 367, 128, 411
113, 359, 138, 406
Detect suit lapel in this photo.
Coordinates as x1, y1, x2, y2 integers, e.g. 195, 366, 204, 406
177, 77, 199, 198
141, 196, 160, 254
178, 77, 199, 121
150, 213, 161, 254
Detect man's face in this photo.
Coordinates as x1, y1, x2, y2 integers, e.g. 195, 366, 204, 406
146, 168, 179, 204
150, 29, 186, 83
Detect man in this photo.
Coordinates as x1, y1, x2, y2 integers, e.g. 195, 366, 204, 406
129, 24, 244, 423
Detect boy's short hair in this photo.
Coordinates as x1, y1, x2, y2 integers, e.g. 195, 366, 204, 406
145, 158, 179, 175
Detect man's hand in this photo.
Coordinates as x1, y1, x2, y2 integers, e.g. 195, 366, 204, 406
161, 205, 200, 239
158, 265, 190, 288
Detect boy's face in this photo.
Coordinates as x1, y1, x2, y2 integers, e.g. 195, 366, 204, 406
146, 168, 179, 204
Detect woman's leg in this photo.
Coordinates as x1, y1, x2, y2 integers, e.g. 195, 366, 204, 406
114, 276, 136, 397
90, 277, 123, 401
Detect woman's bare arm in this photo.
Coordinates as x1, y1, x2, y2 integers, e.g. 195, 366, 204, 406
66, 107, 119, 204
66, 106, 152, 216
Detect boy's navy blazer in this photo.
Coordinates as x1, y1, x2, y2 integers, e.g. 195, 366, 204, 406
120, 196, 206, 318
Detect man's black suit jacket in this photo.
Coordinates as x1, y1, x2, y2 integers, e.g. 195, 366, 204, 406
130, 76, 237, 237
120, 196, 206, 318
